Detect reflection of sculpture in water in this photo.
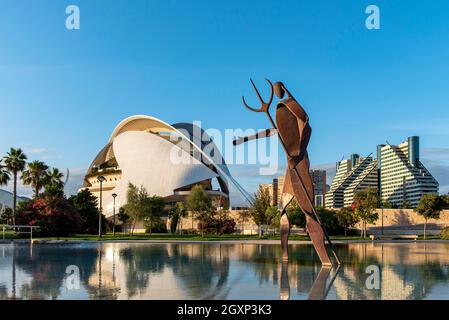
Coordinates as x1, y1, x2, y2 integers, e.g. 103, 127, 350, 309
279, 262, 338, 300
279, 260, 290, 300
237, 79, 340, 266
307, 267, 334, 300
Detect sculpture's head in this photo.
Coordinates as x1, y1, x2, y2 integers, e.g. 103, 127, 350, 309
274, 81, 285, 99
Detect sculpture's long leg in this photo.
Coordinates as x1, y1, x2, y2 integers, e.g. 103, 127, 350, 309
280, 214, 290, 261
279, 194, 294, 261
305, 214, 332, 266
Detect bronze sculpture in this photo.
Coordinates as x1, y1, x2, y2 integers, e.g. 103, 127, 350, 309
236, 79, 340, 266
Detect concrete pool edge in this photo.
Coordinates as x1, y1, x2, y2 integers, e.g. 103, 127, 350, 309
3, 239, 449, 245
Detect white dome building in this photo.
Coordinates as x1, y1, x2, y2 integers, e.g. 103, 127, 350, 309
82, 115, 233, 220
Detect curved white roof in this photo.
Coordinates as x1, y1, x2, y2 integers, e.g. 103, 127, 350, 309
109, 115, 178, 142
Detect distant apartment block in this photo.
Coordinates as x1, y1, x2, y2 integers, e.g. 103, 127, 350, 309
325, 136, 439, 209
310, 170, 327, 207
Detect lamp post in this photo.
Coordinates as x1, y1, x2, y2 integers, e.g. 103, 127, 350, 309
112, 193, 117, 237
381, 205, 384, 235
97, 175, 106, 238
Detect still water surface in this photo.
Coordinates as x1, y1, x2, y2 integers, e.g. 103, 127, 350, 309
1, 242, 449, 300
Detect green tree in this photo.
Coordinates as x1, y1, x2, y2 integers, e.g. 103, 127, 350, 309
143, 195, 165, 234
117, 207, 130, 229
440, 195, 449, 209
168, 202, 188, 234
187, 185, 213, 237
286, 199, 306, 228
381, 201, 394, 209
123, 183, 147, 235
402, 200, 412, 209
0, 207, 13, 225
68, 189, 104, 234
3, 148, 27, 226
44, 168, 65, 196
415, 194, 444, 239
214, 209, 236, 235
316, 207, 343, 235
353, 188, 379, 238
21, 160, 49, 198
237, 209, 251, 234
265, 205, 280, 231
0, 160, 10, 187
249, 186, 272, 236
336, 206, 359, 236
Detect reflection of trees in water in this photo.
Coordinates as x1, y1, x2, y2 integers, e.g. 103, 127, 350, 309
117, 244, 231, 299
83, 247, 121, 300
13, 244, 98, 300
119, 244, 169, 298
0, 286, 9, 300
166, 244, 230, 299
246, 245, 281, 286
240, 244, 323, 293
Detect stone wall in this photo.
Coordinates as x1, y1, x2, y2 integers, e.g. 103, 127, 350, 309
131, 208, 449, 235
361, 209, 449, 235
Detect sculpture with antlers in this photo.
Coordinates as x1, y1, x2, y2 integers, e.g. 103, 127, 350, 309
235, 79, 340, 266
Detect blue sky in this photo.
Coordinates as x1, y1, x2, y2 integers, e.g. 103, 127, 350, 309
1, 0, 449, 204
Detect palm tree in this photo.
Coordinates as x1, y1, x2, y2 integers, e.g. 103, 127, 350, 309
0, 160, 10, 187
22, 160, 49, 198
45, 168, 65, 194
3, 148, 27, 226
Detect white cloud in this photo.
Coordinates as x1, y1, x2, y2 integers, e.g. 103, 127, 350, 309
25, 147, 47, 154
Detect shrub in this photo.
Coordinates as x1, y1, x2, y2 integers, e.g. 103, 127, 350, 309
16, 195, 82, 237
144, 218, 167, 233
198, 215, 236, 235
316, 207, 344, 236
440, 227, 449, 240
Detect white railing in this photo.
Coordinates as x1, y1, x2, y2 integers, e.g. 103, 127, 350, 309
1, 225, 40, 241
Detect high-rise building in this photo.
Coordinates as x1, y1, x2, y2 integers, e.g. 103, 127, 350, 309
325, 154, 378, 209
310, 170, 327, 207
261, 171, 327, 208
377, 136, 438, 207
325, 136, 439, 209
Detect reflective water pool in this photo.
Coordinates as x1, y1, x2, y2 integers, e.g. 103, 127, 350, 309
1, 242, 449, 300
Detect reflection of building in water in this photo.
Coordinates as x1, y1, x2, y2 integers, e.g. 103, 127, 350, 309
332, 243, 449, 300
334, 266, 414, 300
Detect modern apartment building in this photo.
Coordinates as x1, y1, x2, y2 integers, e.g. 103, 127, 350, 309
325, 136, 439, 209
325, 154, 378, 209
377, 136, 439, 207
